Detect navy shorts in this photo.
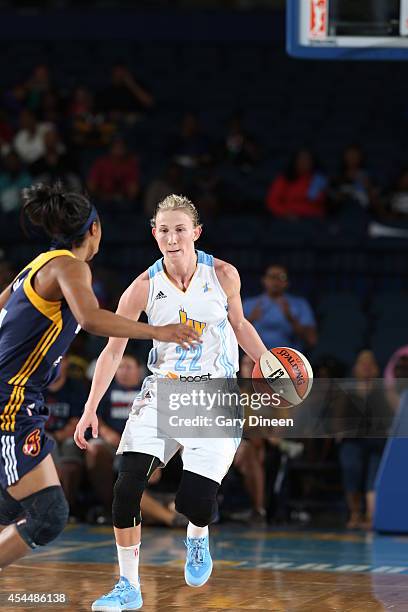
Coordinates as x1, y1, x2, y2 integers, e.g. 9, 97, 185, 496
0, 391, 55, 490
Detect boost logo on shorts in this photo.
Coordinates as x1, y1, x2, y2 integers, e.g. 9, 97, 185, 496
22, 428, 41, 457
180, 373, 212, 382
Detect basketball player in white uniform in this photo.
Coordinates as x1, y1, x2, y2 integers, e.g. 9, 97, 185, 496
74, 195, 267, 611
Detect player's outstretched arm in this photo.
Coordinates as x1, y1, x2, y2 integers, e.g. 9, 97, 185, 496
57, 257, 200, 345
75, 274, 149, 449
215, 259, 267, 363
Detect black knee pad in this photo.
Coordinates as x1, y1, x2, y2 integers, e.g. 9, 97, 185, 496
15, 485, 69, 549
112, 452, 160, 529
0, 487, 23, 526
175, 471, 219, 527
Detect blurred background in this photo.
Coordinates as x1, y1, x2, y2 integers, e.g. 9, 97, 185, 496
0, 0, 407, 529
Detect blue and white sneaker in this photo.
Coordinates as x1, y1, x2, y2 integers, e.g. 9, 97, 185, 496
91, 576, 143, 611
184, 535, 213, 587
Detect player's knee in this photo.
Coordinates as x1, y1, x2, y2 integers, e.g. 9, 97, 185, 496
0, 487, 23, 526
112, 471, 145, 528
175, 471, 219, 527
16, 486, 69, 548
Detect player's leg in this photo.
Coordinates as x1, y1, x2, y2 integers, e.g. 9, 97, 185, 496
234, 439, 266, 519
178, 440, 239, 587
0, 454, 68, 569
175, 470, 219, 587
91, 452, 161, 612
339, 440, 364, 528
362, 443, 383, 530
0, 487, 24, 538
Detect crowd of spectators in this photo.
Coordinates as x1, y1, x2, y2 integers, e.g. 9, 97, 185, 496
0, 253, 397, 531
1, 62, 408, 226
1, 61, 407, 530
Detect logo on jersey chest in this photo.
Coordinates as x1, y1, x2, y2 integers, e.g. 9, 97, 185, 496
179, 309, 206, 336
155, 291, 167, 300
22, 428, 41, 457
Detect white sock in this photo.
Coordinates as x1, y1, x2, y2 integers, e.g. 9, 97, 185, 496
116, 543, 140, 588
187, 522, 208, 538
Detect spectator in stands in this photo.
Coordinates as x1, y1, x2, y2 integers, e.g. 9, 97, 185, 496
40, 91, 62, 127
2, 85, 26, 124
69, 86, 117, 149
31, 126, 81, 191
0, 150, 32, 215
70, 86, 94, 118
24, 63, 55, 114
222, 112, 261, 173
44, 356, 88, 520
232, 354, 304, 524
233, 355, 267, 523
329, 144, 378, 215
384, 345, 408, 410
0, 109, 14, 155
169, 111, 211, 168
385, 345, 408, 387
13, 109, 50, 166
87, 136, 140, 202
100, 62, 154, 122
190, 159, 225, 218
144, 161, 186, 217
337, 350, 392, 530
243, 263, 317, 351
266, 148, 327, 219
385, 167, 408, 220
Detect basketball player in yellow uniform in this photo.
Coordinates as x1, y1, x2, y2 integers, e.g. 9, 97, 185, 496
0, 183, 199, 572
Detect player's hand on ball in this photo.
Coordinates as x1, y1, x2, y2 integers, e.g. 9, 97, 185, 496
74, 408, 99, 450
156, 323, 202, 348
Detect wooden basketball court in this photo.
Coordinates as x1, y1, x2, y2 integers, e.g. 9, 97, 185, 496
2, 525, 408, 611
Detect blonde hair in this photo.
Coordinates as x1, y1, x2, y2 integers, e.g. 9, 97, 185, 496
150, 194, 200, 228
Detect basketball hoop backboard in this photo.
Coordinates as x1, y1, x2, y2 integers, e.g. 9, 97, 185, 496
287, 0, 408, 60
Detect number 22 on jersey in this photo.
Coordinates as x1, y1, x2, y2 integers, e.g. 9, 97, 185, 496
175, 344, 203, 372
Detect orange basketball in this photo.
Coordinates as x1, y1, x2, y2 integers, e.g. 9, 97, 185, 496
252, 347, 313, 408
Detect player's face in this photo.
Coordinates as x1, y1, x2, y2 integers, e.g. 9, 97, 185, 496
153, 210, 201, 261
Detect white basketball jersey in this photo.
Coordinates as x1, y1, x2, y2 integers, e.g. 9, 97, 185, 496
145, 250, 239, 378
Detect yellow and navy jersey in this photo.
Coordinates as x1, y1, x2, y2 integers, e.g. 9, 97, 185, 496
0, 249, 80, 396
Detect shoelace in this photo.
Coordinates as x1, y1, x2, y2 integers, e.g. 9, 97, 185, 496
104, 580, 127, 598
186, 538, 206, 566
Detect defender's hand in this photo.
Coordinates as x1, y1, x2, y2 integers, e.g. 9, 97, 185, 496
155, 323, 202, 349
